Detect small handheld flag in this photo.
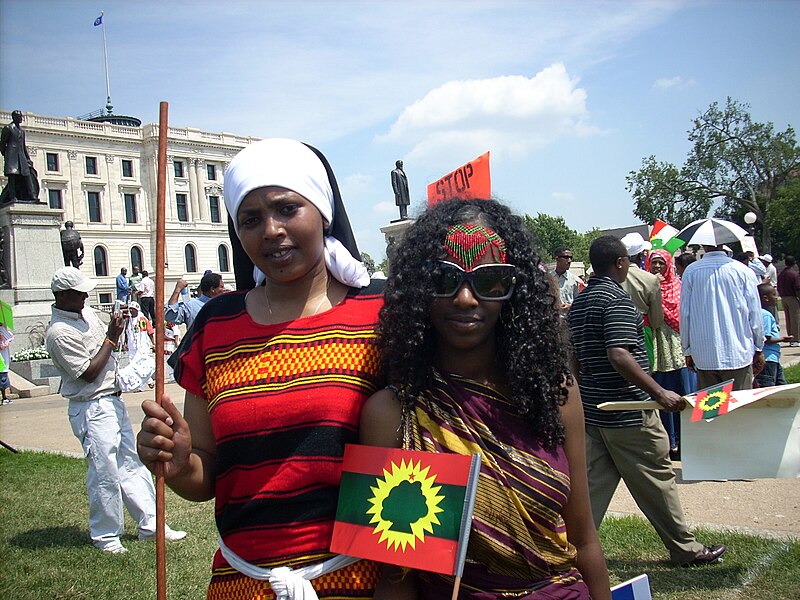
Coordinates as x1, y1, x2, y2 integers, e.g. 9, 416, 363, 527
650, 219, 685, 254
331, 444, 481, 576
94, 14, 103, 27
691, 379, 734, 422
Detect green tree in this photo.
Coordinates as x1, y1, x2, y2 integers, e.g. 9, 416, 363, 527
572, 228, 604, 267
627, 97, 800, 253
360, 251, 376, 275
524, 213, 578, 261
766, 176, 800, 257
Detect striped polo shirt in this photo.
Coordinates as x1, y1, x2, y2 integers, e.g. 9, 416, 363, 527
567, 276, 650, 427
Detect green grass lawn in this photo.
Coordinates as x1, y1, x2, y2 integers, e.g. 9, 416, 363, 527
1, 451, 799, 599
784, 362, 800, 384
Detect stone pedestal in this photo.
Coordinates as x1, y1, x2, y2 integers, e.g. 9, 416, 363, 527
0, 203, 64, 352
379, 219, 415, 274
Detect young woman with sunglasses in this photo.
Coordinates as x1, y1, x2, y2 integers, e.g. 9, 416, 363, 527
361, 199, 610, 599
137, 139, 384, 599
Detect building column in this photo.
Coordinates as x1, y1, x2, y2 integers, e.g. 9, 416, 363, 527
187, 158, 200, 222
195, 159, 209, 221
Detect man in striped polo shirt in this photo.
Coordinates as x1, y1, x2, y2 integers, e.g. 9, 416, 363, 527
568, 235, 726, 567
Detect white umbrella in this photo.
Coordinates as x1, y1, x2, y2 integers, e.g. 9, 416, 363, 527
675, 218, 749, 247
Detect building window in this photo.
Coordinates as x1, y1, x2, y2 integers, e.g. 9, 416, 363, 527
122, 159, 134, 178
46, 152, 59, 172
99, 292, 112, 305
131, 246, 143, 271
207, 163, 216, 181
176, 193, 188, 222
124, 193, 137, 223
174, 160, 184, 178
85, 156, 98, 175
48, 189, 62, 209
87, 191, 101, 222
218, 244, 230, 272
184, 244, 197, 273
209, 195, 221, 223
94, 246, 108, 276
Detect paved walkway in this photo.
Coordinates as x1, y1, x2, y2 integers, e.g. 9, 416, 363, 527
2, 334, 799, 541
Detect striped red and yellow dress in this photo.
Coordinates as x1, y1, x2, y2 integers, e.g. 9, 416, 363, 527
174, 284, 383, 599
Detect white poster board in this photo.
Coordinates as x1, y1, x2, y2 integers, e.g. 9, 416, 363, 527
681, 390, 800, 480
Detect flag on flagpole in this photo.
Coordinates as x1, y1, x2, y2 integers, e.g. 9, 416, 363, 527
331, 444, 481, 576
691, 379, 734, 422
650, 219, 685, 254
94, 14, 103, 26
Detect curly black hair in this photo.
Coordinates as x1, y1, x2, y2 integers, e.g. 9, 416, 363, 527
378, 198, 571, 449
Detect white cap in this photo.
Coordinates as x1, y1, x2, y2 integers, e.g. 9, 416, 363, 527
620, 232, 651, 256
759, 253, 773, 262
51, 267, 97, 293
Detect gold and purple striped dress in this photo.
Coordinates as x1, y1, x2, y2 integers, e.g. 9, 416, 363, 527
404, 370, 590, 599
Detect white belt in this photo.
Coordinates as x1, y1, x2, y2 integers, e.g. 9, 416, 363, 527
217, 535, 359, 600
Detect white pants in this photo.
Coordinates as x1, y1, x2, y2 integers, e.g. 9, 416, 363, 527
68, 394, 157, 547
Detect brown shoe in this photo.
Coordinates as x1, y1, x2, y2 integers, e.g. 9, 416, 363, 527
683, 545, 727, 566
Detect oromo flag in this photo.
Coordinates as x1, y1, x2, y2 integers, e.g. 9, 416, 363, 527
691, 379, 734, 422
331, 444, 480, 576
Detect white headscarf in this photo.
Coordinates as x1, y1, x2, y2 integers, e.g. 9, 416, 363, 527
224, 138, 369, 288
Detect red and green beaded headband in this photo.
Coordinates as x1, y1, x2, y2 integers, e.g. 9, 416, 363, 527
443, 223, 508, 270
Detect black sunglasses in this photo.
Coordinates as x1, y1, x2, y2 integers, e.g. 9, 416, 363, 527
432, 261, 517, 301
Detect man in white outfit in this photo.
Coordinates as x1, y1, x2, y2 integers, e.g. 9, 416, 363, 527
44, 267, 186, 553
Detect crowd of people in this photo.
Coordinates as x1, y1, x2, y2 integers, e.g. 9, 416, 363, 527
24, 135, 797, 598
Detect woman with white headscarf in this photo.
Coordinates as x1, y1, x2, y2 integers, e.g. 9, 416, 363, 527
138, 139, 383, 599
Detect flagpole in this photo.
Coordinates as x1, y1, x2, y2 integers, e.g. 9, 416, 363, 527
100, 11, 112, 113
451, 576, 462, 600
155, 101, 169, 600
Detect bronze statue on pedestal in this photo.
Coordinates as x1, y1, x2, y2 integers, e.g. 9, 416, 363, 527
1, 110, 40, 205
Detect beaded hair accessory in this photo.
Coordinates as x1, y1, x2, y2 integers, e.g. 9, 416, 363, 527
443, 223, 508, 270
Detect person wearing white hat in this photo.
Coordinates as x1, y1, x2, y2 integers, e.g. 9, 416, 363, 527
44, 267, 186, 554
760, 254, 777, 286
619, 232, 663, 368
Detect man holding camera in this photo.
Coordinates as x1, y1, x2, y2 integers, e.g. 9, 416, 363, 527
45, 267, 186, 553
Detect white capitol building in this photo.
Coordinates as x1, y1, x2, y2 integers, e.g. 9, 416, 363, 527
0, 108, 259, 350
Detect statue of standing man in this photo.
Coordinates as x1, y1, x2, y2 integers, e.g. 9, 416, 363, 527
1, 110, 40, 206
61, 221, 85, 268
391, 160, 410, 220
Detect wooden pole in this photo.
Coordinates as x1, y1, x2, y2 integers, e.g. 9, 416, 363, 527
155, 101, 169, 600
451, 575, 462, 600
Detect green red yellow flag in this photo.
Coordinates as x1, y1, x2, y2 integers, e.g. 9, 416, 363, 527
650, 219, 685, 255
331, 444, 481, 576
691, 379, 734, 422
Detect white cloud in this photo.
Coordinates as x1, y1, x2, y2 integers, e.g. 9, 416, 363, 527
340, 173, 373, 195
372, 201, 397, 216
378, 64, 602, 167
551, 191, 576, 203
653, 76, 696, 90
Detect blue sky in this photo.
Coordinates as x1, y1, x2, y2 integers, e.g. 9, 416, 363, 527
1, 0, 798, 260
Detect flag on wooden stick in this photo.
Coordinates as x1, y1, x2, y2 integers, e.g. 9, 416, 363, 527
331, 444, 480, 576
